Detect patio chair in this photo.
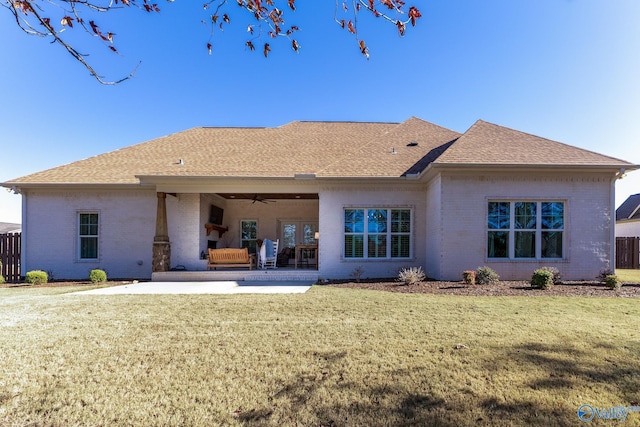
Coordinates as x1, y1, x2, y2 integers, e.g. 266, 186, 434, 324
258, 238, 279, 269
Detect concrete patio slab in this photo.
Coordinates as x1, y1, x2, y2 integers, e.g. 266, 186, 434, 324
76, 281, 313, 295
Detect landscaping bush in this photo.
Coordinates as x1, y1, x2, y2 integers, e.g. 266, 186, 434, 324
604, 274, 621, 289
597, 268, 614, 283
475, 266, 499, 285
398, 267, 425, 285
350, 266, 365, 283
531, 269, 554, 289
538, 266, 561, 285
89, 269, 108, 283
25, 270, 48, 285
462, 270, 476, 285
0, 274, 5, 285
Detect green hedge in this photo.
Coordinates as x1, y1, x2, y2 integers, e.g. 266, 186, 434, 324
25, 270, 48, 285
89, 269, 108, 283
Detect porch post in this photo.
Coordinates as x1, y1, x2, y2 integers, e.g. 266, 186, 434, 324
152, 191, 171, 272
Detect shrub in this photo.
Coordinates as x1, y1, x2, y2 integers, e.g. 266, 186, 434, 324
539, 266, 561, 285
350, 266, 365, 283
89, 269, 107, 283
0, 274, 5, 285
462, 270, 476, 285
597, 268, 614, 283
604, 275, 621, 289
25, 270, 48, 285
475, 266, 499, 285
531, 269, 554, 289
398, 267, 425, 285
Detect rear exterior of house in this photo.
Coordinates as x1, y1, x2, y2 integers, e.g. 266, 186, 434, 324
3, 118, 636, 281
428, 170, 616, 280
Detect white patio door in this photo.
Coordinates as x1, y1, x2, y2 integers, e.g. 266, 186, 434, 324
280, 220, 318, 266
280, 220, 318, 248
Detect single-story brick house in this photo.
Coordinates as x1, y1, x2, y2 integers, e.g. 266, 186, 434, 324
616, 193, 640, 237
2, 117, 637, 281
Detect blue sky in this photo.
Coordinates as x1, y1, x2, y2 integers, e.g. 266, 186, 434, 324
1, 0, 639, 223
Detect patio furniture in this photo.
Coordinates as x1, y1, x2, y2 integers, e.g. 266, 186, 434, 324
258, 238, 279, 269
294, 244, 318, 269
207, 248, 254, 270
277, 247, 293, 267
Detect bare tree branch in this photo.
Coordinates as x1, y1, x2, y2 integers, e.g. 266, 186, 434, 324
2, 0, 421, 83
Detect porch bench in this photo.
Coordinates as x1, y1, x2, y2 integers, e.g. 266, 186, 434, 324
207, 248, 254, 270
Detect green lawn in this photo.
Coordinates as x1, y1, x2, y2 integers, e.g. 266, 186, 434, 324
618, 268, 640, 284
1, 285, 639, 426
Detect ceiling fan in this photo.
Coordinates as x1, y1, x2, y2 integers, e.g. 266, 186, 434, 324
251, 194, 276, 204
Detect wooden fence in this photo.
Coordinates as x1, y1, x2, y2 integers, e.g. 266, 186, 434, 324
616, 237, 640, 269
0, 232, 21, 282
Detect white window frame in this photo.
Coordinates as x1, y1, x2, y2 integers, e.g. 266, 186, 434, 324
343, 207, 412, 260
487, 200, 565, 260
78, 212, 99, 261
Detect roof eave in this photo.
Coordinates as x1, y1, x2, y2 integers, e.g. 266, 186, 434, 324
430, 163, 637, 171
0, 182, 149, 192
412, 162, 637, 182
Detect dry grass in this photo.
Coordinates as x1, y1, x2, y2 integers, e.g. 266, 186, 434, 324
1, 285, 639, 426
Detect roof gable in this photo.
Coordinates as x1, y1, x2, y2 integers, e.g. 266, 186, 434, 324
316, 117, 461, 177
435, 120, 633, 167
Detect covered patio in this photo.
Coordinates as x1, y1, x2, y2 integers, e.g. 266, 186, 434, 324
147, 183, 321, 279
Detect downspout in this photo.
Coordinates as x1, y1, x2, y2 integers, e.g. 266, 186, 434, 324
612, 168, 627, 271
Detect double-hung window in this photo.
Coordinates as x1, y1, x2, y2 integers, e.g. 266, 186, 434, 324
344, 208, 411, 259
78, 213, 99, 260
488, 201, 564, 259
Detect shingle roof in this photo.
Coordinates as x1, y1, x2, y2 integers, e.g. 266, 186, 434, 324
3, 118, 634, 186
616, 194, 640, 221
435, 120, 633, 166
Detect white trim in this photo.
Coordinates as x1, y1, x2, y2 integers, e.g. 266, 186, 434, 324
628, 204, 640, 220
342, 207, 413, 260
77, 211, 100, 261
487, 200, 565, 260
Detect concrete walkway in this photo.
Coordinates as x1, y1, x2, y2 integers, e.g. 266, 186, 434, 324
76, 281, 313, 295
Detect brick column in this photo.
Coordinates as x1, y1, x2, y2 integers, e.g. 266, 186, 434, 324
152, 192, 171, 272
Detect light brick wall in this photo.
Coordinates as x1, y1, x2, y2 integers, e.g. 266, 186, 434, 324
22, 188, 156, 280
436, 171, 615, 281
425, 175, 442, 279
317, 185, 428, 280
22, 171, 616, 282
167, 193, 201, 271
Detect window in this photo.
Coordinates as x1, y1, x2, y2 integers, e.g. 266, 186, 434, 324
240, 220, 258, 253
79, 213, 99, 260
344, 208, 411, 259
488, 201, 564, 259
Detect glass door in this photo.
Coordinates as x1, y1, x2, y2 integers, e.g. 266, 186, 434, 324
279, 220, 318, 266
280, 221, 318, 247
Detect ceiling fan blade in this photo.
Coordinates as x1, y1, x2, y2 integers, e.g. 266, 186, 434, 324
250, 194, 276, 204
